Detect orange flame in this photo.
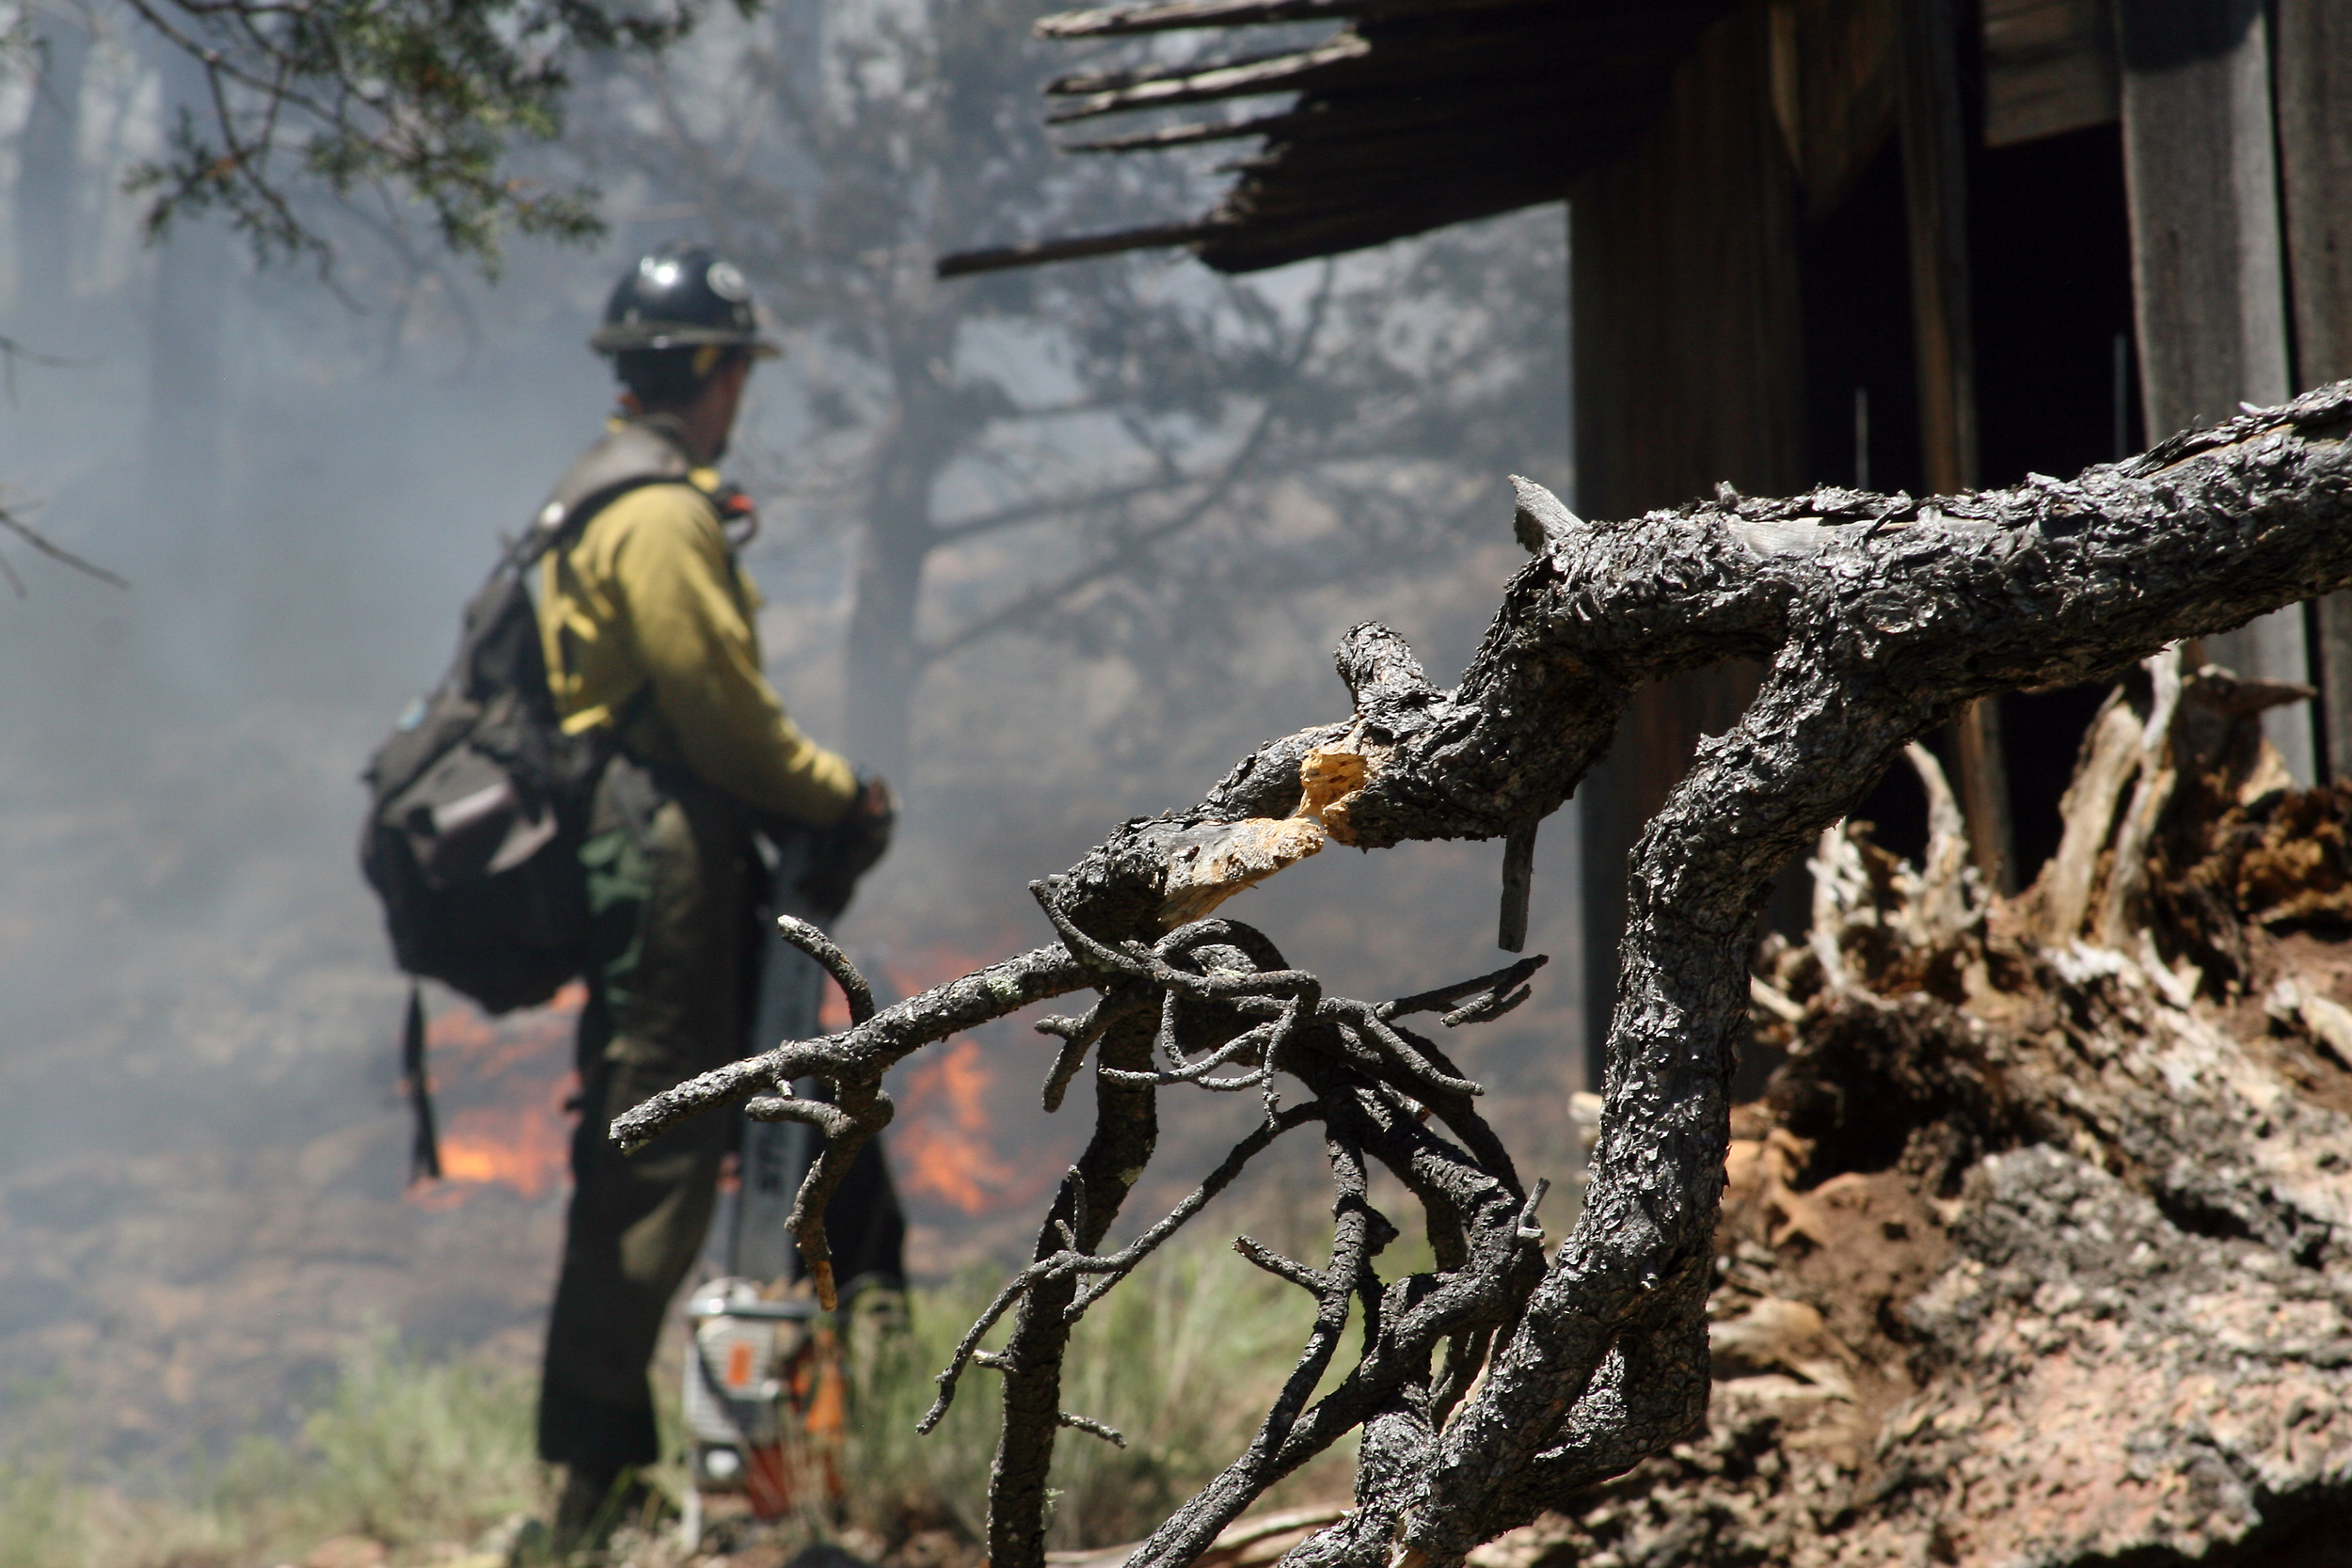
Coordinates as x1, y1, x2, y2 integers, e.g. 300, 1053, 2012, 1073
405, 983, 581, 1211
415, 1086, 576, 1209
895, 1038, 1024, 1215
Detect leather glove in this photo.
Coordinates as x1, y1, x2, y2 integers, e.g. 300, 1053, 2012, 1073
799, 772, 895, 918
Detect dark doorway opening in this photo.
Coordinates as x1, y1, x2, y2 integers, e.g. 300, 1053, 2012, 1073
1793, 120, 2137, 883
1973, 121, 2140, 883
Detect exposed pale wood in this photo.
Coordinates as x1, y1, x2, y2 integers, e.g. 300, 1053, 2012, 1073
1891, 743, 1979, 948
1982, 0, 2119, 148
2023, 688, 2143, 938
2095, 647, 2182, 944
1047, 43, 1330, 96
1044, 35, 1369, 120
1040, 0, 1417, 39
1154, 816, 1330, 926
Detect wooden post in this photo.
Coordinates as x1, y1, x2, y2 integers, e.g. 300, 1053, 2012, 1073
2276, 0, 2352, 781
2118, 0, 2313, 781
1899, 0, 2016, 891
1898, 0, 1979, 498
1572, 0, 1804, 1092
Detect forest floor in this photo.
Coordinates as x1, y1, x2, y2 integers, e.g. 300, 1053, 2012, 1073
11, 667, 2350, 1568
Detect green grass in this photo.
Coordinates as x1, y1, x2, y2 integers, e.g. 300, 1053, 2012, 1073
845, 1212, 1361, 1552
0, 1330, 540, 1568
219, 1327, 544, 1548
0, 1211, 1373, 1566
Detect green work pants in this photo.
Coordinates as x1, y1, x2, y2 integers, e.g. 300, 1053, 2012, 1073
537, 758, 750, 1472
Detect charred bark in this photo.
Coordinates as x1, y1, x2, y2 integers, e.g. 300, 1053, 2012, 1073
617, 382, 2352, 1568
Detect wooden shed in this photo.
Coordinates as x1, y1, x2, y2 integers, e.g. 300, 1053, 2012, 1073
946, 0, 2352, 1090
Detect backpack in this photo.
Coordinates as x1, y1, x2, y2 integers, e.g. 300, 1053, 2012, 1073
360, 423, 697, 1172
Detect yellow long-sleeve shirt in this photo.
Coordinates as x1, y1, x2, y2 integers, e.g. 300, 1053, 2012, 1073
537, 476, 857, 829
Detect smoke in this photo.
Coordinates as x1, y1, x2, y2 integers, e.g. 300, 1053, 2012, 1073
0, 0, 1570, 1466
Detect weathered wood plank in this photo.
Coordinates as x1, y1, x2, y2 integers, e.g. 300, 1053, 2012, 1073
1898, 0, 1979, 499
1572, 0, 1804, 1090
2277, 0, 2352, 780
2278, 0, 2352, 387
2118, 0, 2312, 780
1899, 0, 2016, 887
1766, 0, 1899, 218
1982, 0, 2119, 148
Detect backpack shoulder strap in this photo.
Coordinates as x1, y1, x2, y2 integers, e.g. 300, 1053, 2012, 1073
508, 419, 703, 573
401, 982, 441, 1186
437, 420, 702, 709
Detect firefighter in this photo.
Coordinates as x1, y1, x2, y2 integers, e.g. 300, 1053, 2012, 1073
532, 240, 897, 1544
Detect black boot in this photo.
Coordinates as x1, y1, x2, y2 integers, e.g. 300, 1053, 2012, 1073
551, 1464, 626, 1556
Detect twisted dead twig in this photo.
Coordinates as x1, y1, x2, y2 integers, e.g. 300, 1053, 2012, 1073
775, 914, 876, 1022
610, 942, 1089, 1153
920, 1099, 1323, 1432
1370, 954, 1546, 1028
1233, 1235, 1327, 1293
741, 1086, 855, 1137
620, 875, 1544, 1562
609, 940, 1089, 1309
0, 505, 128, 595
1035, 1002, 1117, 1112
1061, 1411, 1128, 1447
616, 385, 2352, 1568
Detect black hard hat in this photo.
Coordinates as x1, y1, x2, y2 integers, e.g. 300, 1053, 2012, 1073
588, 241, 780, 356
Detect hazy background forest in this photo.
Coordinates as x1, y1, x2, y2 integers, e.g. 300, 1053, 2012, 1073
0, 0, 1572, 1470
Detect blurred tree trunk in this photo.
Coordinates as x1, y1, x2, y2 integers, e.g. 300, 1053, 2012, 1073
143, 43, 232, 531
843, 377, 957, 782
14, 1, 89, 332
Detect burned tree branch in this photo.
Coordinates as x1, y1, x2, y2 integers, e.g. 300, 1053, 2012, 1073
617, 383, 2352, 1568
1378, 955, 1548, 1025
610, 942, 1089, 1154
773, 914, 875, 1024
